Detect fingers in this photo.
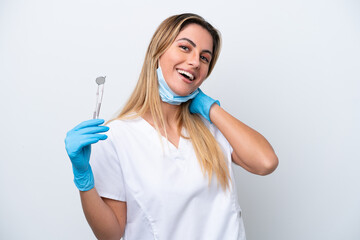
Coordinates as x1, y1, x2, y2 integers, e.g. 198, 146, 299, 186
65, 119, 109, 153
66, 133, 107, 157
79, 134, 108, 149
73, 119, 105, 131
76, 126, 109, 135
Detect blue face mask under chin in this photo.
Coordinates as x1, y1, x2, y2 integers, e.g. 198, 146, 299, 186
156, 66, 199, 105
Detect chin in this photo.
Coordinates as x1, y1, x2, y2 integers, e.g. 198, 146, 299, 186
177, 90, 195, 96
170, 87, 192, 96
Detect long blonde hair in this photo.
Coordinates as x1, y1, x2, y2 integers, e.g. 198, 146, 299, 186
112, 13, 231, 191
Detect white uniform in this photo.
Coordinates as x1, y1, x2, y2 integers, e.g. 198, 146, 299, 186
90, 117, 246, 240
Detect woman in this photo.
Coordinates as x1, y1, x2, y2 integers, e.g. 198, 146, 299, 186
65, 13, 278, 240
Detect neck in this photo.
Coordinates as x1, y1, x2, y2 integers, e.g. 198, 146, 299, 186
142, 101, 181, 131
160, 101, 181, 127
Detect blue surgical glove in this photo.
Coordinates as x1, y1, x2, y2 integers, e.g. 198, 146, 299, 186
65, 119, 109, 191
189, 88, 220, 123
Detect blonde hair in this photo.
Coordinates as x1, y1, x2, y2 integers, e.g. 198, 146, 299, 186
112, 13, 231, 191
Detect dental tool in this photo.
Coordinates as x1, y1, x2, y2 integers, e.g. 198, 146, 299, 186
93, 76, 106, 119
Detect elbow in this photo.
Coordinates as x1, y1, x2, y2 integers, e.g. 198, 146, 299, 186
258, 154, 279, 176
93, 226, 124, 240
95, 231, 124, 240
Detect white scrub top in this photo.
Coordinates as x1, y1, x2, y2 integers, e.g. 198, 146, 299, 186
90, 117, 246, 240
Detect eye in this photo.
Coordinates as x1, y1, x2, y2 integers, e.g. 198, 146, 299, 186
179, 45, 189, 51
200, 55, 209, 63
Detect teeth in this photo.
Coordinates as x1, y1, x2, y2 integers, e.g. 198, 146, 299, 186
177, 69, 194, 80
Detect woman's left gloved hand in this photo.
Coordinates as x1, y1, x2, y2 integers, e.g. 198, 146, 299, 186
189, 88, 220, 123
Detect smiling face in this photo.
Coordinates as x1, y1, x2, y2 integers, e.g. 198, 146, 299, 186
158, 23, 214, 96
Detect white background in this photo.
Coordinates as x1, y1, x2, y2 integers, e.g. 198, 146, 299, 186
0, 0, 359, 239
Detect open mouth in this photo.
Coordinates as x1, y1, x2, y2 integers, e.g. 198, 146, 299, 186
177, 69, 195, 81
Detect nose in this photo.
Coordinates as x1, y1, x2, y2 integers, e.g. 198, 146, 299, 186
187, 51, 200, 68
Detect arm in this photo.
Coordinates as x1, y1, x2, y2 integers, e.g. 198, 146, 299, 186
80, 188, 126, 240
210, 104, 278, 175
65, 119, 126, 239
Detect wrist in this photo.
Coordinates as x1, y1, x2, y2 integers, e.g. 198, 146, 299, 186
73, 165, 94, 191
209, 102, 221, 124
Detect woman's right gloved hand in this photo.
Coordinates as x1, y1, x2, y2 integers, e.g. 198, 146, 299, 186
65, 119, 109, 191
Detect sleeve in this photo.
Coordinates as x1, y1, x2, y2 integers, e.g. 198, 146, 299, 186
90, 129, 126, 202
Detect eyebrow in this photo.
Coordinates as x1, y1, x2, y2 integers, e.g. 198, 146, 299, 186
177, 38, 213, 56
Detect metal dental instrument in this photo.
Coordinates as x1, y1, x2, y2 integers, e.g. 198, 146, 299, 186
93, 76, 106, 119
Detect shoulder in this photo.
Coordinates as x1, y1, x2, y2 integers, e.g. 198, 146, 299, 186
91, 118, 144, 158
106, 117, 144, 135
198, 115, 232, 153
105, 117, 150, 144
199, 116, 221, 137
